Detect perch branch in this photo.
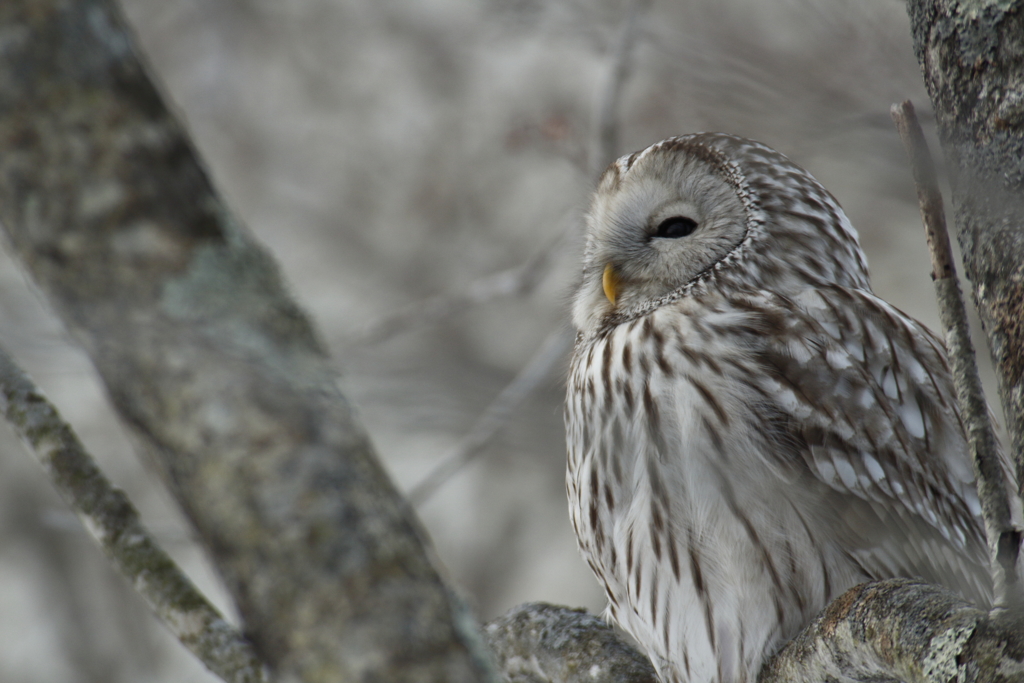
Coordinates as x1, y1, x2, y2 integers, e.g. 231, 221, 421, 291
759, 578, 1024, 682
0, 343, 266, 683
485, 603, 656, 683
891, 99, 1022, 606
486, 580, 1024, 683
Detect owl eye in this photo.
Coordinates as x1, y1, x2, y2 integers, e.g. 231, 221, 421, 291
654, 216, 698, 239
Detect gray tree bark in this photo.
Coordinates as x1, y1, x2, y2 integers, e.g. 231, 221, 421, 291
892, 98, 1022, 608
0, 344, 266, 683
759, 579, 1024, 683
484, 603, 656, 683
905, 0, 1024, 500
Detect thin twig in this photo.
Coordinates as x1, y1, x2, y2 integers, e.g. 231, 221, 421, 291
891, 99, 1023, 608
408, 328, 573, 506
409, 3, 648, 505
348, 229, 568, 346
351, 1, 649, 349
891, 101, 957, 283
591, 0, 650, 177
0, 344, 268, 683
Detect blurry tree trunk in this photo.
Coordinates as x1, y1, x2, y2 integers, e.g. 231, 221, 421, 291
0, 2, 495, 682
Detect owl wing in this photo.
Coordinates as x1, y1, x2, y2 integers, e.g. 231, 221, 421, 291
742, 284, 994, 604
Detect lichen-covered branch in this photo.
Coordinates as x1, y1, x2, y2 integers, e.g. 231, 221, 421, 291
759, 578, 1024, 683
891, 99, 1022, 607
0, 344, 266, 683
905, 0, 1024, 506
488, 582, 1024, 683
0, 2, 495, 681
484, 603, 656, 683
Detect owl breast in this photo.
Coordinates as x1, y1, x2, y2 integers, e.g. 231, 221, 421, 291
566, 297, 869, 683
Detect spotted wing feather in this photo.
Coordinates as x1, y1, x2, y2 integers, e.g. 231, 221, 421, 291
738, 284, 991, 603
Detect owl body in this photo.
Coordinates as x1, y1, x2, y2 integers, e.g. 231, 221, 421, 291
565, 134, 997, 683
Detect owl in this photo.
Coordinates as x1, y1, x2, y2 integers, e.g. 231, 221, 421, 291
565, 133, 1005, 683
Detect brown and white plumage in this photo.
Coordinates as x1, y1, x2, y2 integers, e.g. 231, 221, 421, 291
565, 133, 1006, 683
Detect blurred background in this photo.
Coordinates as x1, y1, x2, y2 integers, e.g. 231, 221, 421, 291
0, 0, 1001, 680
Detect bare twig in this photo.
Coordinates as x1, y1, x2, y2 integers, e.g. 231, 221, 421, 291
891, 101, 958, 283
409, 327, 573, 506
350, 1, 650, 350
348, 230, 567, 346
0, 344, 267, 683
408, 2, 648, 506
591, 0, 650, 177
891, 99, 1023, 607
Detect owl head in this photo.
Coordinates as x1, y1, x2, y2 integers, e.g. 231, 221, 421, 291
572, 133, 870, 334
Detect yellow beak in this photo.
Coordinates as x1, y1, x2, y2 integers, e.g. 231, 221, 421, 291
602, 264, 619, 306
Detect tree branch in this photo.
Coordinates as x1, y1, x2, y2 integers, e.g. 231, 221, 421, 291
487, 580, 1024, 683
348, 233, 565, 346
484, 603, 656, 683
0, 343, 267, 683
759, 578, 1024, 683
891, 99, 1023, 607
591, 0, 650, 177
408, 0, 650, 505
408, 328, 572, 506
0, 2, 496, 681
905, 0, 1024, 508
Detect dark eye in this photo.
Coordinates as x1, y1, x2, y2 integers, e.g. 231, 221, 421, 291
654, 216, 698, 239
